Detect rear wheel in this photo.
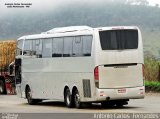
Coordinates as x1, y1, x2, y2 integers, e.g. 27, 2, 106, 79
101, 100, 128, 108
115, 100, 128, 107
26, 87, 41, 105
101, 101, 116, 108
116, 103, 124, 107
0, 80, 6, 94
64, 88, 73, 108
73, 89, 83, 108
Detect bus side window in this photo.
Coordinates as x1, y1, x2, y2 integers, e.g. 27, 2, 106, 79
35, 39, 42, 58
52, 38, 63, 57
73, 36, 83, 57
82, 35, 92, 56
63, 37, 73, 57
23, 40, 32, 57
32, 40, 37, 56
42, 39, 52, 58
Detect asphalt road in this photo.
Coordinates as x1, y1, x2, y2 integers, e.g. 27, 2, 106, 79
0, 93, 160, 119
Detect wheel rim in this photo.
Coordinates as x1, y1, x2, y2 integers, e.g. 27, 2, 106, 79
75, 93, 80, 107
66, 92, 71, 105
27, 89, 32, 103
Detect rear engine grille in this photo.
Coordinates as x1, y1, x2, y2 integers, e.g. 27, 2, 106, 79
83, 79, 91, 98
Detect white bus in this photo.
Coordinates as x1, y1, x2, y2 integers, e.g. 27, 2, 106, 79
15, 26, 145, 108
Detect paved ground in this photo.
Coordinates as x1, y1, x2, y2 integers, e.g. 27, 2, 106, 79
0, 93, 160, 113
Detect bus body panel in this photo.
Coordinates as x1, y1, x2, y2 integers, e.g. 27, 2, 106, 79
21, 56, 95, 101
96, 86, 145, 101
99, 64, 143, 88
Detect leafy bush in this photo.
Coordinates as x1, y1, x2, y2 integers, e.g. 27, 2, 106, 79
144, 57, 160, 82
145, 81, 160, 92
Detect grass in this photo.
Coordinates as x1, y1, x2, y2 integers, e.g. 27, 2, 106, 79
145, 81, 160, 92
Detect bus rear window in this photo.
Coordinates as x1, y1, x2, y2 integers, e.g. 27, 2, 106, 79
99, 29, 138, 50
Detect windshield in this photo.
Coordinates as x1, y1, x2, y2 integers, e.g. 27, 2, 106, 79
99, 29, 138, 50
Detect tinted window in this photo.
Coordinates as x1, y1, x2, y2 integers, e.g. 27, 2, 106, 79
52, 38, 63, 57
23, 40, 32, 56
73, 36, 83, 57
33, 39, 42, 58
23, 35, 92, 58
32, 40, 37, 56
63, 37, 73, 57
42, 39, 52, 58
99, 30, 138, 50
82, 36, 92, 56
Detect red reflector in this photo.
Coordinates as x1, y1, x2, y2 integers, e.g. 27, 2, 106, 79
140, 92, 144, 95
94, 66, 99, 81
100, 91, 105, 96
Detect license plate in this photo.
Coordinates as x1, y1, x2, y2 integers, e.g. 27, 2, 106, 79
117, 88, 126, 94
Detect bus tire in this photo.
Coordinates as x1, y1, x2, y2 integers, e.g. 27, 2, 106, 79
64, 88, 73, 108
73, 89, 82, 109
0, 80, 6, 94
115, 100, 128, 107
101, 101, 115, 108
26, 87, 38, 105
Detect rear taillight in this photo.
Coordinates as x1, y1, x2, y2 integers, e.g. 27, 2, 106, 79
94, 66, 99, 81
94, 66, 99, 88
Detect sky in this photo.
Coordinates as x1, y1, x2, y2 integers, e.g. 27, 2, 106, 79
149, 0, 160, 5
0, 0, 160, 16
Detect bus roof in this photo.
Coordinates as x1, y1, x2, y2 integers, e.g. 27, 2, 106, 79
96, 26, 139, 31
17, 26, 139, 41
17, 26, 93, 41
45, 26, 93, 34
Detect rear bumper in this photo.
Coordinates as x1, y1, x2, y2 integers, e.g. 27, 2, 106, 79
96, 86, 145, 101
